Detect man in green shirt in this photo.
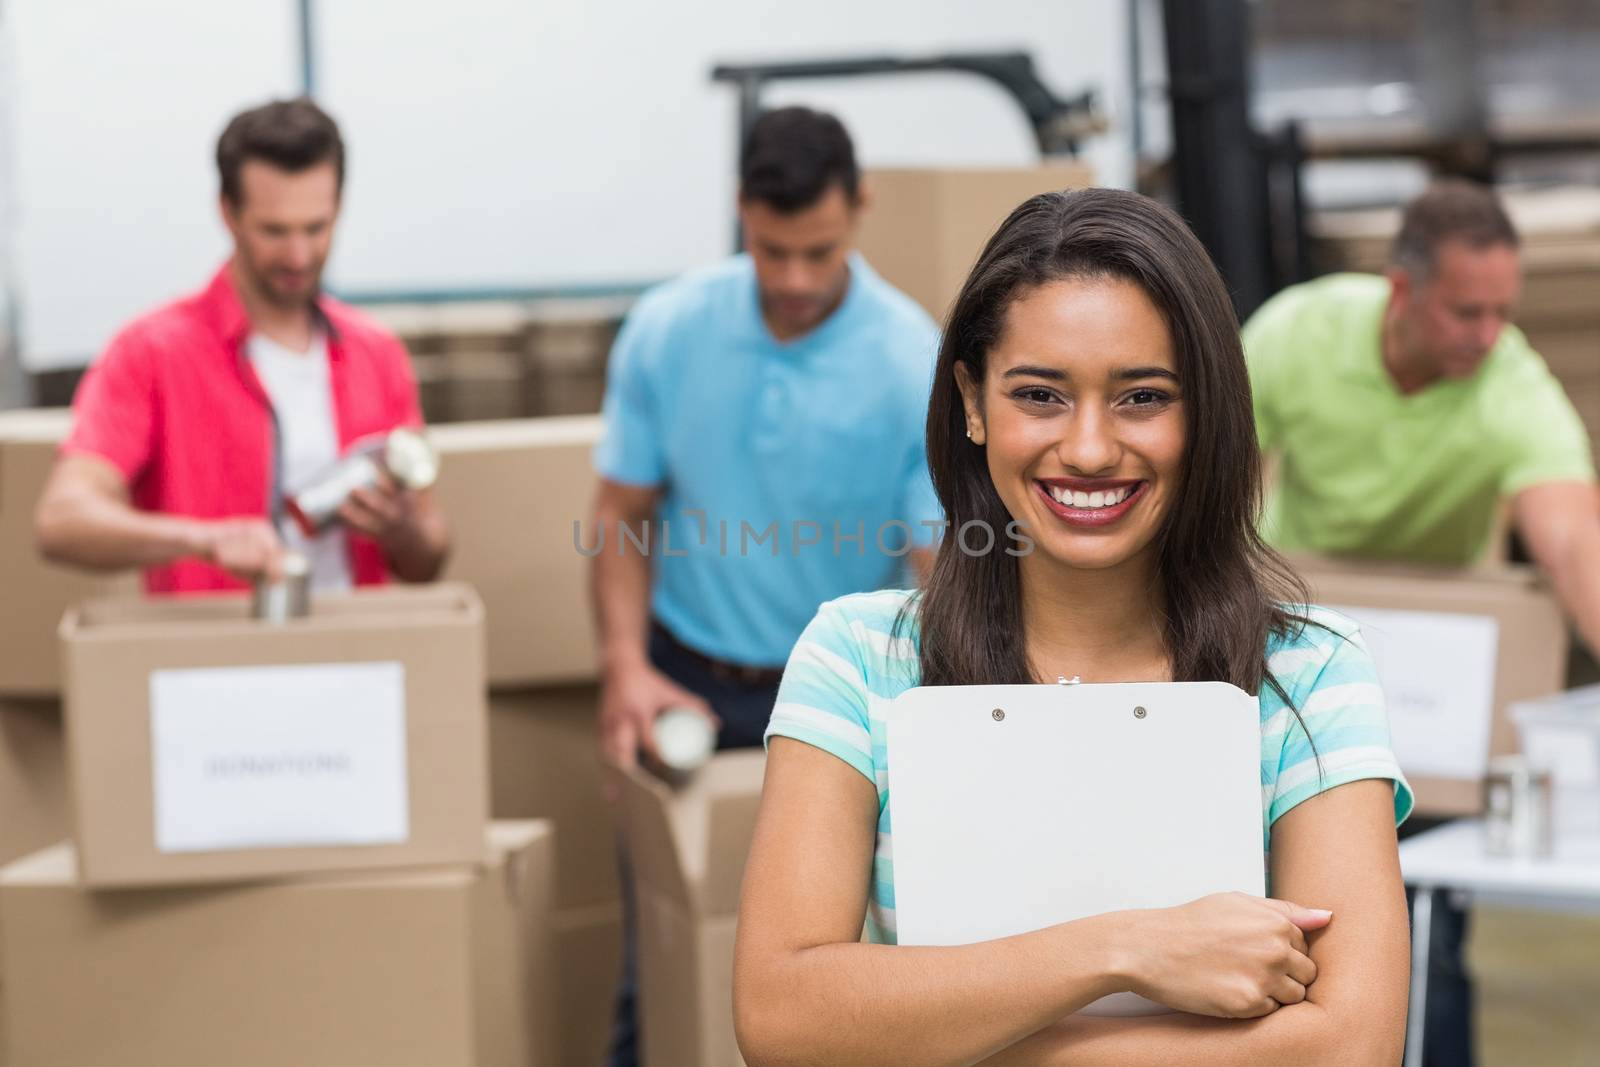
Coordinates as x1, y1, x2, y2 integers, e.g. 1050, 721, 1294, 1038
1245, 179, 1600, 1067
1245, 180, 1600, 658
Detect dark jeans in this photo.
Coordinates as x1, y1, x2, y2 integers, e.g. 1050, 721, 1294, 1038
607, 624, 782, 1067
1402, 816, 1476, 1067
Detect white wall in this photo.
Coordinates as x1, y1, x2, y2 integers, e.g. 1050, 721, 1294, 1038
9, 0, 299, 369
12, 0, 1130, 369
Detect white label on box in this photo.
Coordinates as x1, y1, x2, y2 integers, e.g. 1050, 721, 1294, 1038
1326, 605, 1498, 780
149, 661, 409, 853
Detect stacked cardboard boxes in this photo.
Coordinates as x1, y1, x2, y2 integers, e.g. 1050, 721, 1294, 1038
0, 409, 139, 696
0, 572, 559, 1064
0, 699, 65, 869
430, 415, 768, 1064
431, 417, 602, 689
0, 407, 613, 1065
1, 409, 135, 870
857, 164, 1097, 325
488, 685, 620, 1067
428, 415, 625, 1064
523, 304, 622, 418
374, 302, 530, 424
363, 299, 628, 424
0, 822, 555, 1067
0, 412, 112, 1062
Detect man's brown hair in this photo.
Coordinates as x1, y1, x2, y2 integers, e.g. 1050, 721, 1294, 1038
216, 98, 345, 206
1390, 179, 1519, 279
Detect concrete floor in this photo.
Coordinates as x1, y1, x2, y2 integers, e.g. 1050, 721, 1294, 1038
1443, 640, 1600, 1066
1473, 907, 1600, 1066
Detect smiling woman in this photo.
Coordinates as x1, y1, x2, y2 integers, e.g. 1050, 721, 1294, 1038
733, 189, 1416, 1067
925, 190, 1289, 693
954, 278, 1184, 622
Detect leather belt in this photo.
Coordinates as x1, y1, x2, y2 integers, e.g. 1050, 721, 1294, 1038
652, 623, 786, 688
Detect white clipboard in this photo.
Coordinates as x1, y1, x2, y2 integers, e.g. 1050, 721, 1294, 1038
886, 682, 1265, 1015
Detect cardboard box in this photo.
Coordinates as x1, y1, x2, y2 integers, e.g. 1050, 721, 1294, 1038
0, 409, 139, 696
0, 699, 65, 1067
1310, 186, 1600, 279
610, 751, 765, 1067
441, 350, 531, 423
550, 902, 623, 1067
1290, 556, 1569, 816
60, 583, 489, 887
488, 686, 618, 909
856, 164, 1096, 324
432, 418, 602, 687
0, 700, 67, 868
523, 308, 622, 418
363, 300, 529, 358
0, 821, 555, 1067
489, 687, 624, 1064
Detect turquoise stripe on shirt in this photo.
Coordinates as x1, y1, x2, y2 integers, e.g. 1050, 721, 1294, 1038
764, 588, 1415, 945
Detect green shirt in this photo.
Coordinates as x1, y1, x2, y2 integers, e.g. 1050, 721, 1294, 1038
1243, 273, 1596, 565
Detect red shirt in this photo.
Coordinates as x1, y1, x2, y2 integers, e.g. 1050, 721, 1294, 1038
63, 262, 424, 594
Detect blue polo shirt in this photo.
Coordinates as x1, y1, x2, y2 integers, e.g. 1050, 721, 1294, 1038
594, 253, 941, 667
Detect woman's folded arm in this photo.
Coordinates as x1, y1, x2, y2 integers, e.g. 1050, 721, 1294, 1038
734, 738, 1144, 1067
733, 741, 1391, 1067
979, 779, 1411, 1067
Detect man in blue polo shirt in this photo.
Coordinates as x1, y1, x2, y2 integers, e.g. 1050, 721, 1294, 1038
589, 106, 940, 1065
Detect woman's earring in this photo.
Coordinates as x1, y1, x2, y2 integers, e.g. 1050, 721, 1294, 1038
966, 428, 973, 439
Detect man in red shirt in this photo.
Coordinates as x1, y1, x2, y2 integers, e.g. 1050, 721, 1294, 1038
35, 98, 448, 592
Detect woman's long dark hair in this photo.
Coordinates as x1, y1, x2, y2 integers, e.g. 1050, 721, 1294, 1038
911, 188, 1311, 704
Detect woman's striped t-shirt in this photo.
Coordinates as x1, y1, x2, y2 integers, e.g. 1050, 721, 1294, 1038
763, 588, 1415, 945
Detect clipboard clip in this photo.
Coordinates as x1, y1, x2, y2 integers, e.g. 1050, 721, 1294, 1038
1056, 675, 1081, 686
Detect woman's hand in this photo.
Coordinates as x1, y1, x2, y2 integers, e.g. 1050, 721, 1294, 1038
1125, 892, 1331, 1018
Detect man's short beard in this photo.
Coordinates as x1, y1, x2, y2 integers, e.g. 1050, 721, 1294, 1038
262, 280, 319, 309
243, 259, 321, 310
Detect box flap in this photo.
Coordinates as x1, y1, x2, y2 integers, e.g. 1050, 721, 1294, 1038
0, 841, 75, 885
485, 818, 547, 862
431, 415, 602, 452
700, 759, 765, 916
609, 761, 692, 910
485, 819, 550, 904
0, 408, 74, 445
609, 751, 765, 916
0, 837, 535, 892
1287, 553, 1545, 591
62, 582, 483, 641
